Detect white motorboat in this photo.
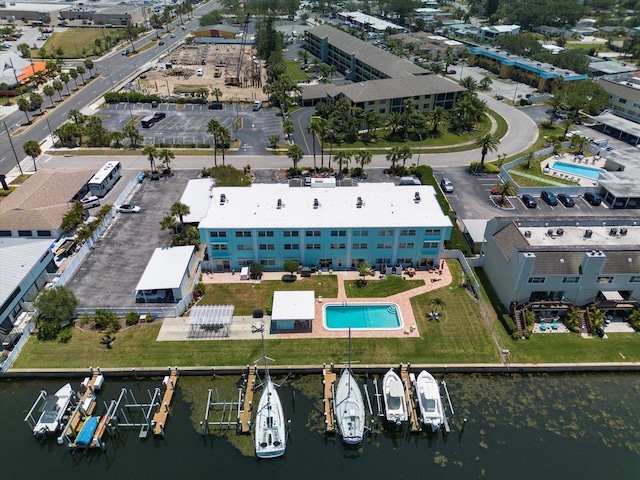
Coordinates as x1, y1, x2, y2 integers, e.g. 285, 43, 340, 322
382, 368, 408, 426
333, 328, 365, 445
254, 330, 287, 458
415, 370, 445, 432
32, 383, 74, 437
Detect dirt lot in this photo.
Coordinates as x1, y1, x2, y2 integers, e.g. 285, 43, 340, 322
137, 43, 268, 104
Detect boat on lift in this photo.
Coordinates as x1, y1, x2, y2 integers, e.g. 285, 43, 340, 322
254, 329, 287, 458
415, 370, 445, 432
382, 368, 408, 426
333, 327, 365, 445
32, 383, 74, 438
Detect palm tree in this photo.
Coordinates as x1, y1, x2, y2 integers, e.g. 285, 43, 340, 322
355, 150, 372, 172
160, 215, 179, 243
211, 88, 222, 102
363, 110, 381, 140
170, 201, 190, 224
398, 144, 413, 169
572, 135, 588, 155
475, 133, 500, 172
386, 146, 401, 171
159, 148, 175, 171
69, 68, 79, 90
268, 134, 280, 149
283, 118, 294, 142
43, 85, 55, 108
52, 79, 64, 101
333, 150, 350, 174
386, 111, 403, 138
23, 139, 41, 171
142, 145, 158, 172
460, 76, 479, 93
206, 119, 221, 166
493, 180, 517, 205
84, 58, 94, 77
307, 117, 327, 169
17, 97, 31, 124
287, 143, 304, 170
427, 106, 446, 134
524, 151, 535, 169
60, 72, 71, 95
217, 126, 231, 165
76, 65, 86, 83
429, 297, 446, 315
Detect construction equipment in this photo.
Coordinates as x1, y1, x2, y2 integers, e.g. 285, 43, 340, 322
225, 13, 251, 87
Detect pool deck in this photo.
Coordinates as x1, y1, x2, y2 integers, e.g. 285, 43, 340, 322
543, 152, 607, 186
157, 265, 453, 341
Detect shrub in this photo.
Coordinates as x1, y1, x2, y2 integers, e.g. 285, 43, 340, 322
250, 262, 264, 279
125, 311, 139, 326
628, 308, 640, 331
193, 282, 206, 297
145, 314, 155, 323
501, 314, 518, 335
94, 309, 118, 330
264, 298, 273, 315
37, 318, 62, 340
58, 328, 73, 343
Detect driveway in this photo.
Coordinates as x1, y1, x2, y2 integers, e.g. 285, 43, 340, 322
66, 171, 198, 308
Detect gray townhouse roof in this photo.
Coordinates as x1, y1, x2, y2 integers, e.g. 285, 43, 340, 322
306, 25, 428, 78
326, 75, 465, 103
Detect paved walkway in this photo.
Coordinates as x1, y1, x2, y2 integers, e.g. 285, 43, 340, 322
156, 266, 453, 341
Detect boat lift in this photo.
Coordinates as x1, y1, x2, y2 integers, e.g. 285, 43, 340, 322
108, 387, 162, 439
200, 387, 243, 436
24, 387, 77, 435
440, 377, 455, 435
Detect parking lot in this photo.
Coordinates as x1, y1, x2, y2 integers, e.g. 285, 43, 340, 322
96, 103, 284, 155
67, 171, 198, 308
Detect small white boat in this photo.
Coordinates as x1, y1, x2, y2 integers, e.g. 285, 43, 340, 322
382, 368, 408, 426
33, 383, 74, 437
254, 330, 287, 458
333, 328, 365, 445
415, 370, 444, 432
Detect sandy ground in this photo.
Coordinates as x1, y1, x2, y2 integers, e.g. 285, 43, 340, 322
137, 43, 268, 103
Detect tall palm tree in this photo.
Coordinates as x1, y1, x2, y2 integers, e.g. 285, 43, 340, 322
333, 150, 350, 174
160, 215, 179, 243
287, 143, 304, 170
386, 146, 401, 171
427, 106, 446, 134
363, 110, 381, 140
211, 88, 222, 102
308, 117, 327, 169
159, 148, 175, 171
398, 145, 413, 169
524, 151, 535, 169
217, 126, 231, 165
355, 150, 372, 172
170, 201, 190, 225
283, 118, 295, 142
206, 119, 221, 166
460, 76, 479, 93
43, 85, 55, 108
475, 133, 500, 172
386, 111, 403, 138
142, 145, 158, 172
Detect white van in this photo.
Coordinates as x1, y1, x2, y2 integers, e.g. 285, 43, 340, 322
197, 68, 203, 76
80, 196, 100, 209
252, 100, 262, 111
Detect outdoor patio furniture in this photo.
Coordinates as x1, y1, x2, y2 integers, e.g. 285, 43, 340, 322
540, 322, 547, 331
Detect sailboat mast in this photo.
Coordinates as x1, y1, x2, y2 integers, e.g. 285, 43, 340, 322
261, 328, 270, 381
347, 326, 352, 393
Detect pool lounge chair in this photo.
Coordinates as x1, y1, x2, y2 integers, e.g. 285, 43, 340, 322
540, 322, 547, 332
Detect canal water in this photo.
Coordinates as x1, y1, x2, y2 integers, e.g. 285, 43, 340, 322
2, 372, 639, 479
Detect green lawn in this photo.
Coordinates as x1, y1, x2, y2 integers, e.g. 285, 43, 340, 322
200, 276, 338, 316
344, 276, 424, 298
285, 60, 310, 82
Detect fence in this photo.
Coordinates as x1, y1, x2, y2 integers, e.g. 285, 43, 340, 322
0, 321, 33, 373
441, 249, 480, 295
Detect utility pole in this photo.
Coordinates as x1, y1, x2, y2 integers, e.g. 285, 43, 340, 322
4, 121, 22, 175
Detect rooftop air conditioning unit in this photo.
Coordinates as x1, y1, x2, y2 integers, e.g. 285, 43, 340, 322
524, 230, 532, 238
220, 194, 226, 205
609, 228, 618, 236
313, 198, 319, 209
556, 228, 564, 236
414, 192, 421, 203
547, 229, 554, 237
620, 228, 628, 236
277, 199, 283, 209
584, 229, 593, 238
356, 196, 363, 208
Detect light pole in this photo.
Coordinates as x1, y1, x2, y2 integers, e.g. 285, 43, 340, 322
417, 134, 422, 167
512, 82, 519, 105
4, 121, 22, 175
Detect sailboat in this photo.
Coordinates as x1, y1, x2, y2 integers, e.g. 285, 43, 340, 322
32, 383, 74, 438
382, 368, 408, 426
415, 370, 445, 432
254, 329, 287, 459
333, 327, 365, 445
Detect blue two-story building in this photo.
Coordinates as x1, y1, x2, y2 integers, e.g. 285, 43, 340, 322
192, 183, 452, 272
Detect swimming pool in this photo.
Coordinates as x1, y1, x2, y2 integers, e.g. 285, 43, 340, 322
323, 303, 403, 330
552, 161, 602, 180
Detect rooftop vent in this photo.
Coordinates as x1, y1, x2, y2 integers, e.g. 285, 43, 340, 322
584, 229, 593, 238
356, 196, 363, 208
620, 228, 628, 236
556, 228, 564, 236
277, 198, 283, 209
547, 229, 554, 237
313, 198, 319, 209
609, 227, 618, 236
524, 230, 532, 238
414, 192, 421, 203
220, 193, 227, 205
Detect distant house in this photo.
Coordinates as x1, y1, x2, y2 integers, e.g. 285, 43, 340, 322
478, 25, 521, 43
0, 52, 48, 90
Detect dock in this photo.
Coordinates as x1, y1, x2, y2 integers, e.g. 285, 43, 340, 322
152, 368, 178, 436
400, 364, 421, 432
238, 365, 257, 433
322, 365, 337, 433
65, 369, 103, 436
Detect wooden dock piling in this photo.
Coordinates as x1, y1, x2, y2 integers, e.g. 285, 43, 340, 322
322, 365, 337, 433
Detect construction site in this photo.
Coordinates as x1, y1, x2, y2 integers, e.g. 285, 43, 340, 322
136, 43, 268, 104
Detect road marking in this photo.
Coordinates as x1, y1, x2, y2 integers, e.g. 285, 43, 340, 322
0, 157, 6, 164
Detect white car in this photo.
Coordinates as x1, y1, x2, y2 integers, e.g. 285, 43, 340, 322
116, 204, 140, 213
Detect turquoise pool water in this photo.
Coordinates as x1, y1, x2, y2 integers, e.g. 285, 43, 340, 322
552, 161, 601, 180
323, 303, 403, 329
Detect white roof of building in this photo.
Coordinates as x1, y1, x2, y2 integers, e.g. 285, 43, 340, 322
482, 25, 520, 33
197, 183, 452, 230
1, 2, 68, 12
0, 238, 52, 306
341, 11, 403, 32
0, 51, 30, 85
271, 291, 315, 321
135, 246, 194, 291
180, 178, 216, 223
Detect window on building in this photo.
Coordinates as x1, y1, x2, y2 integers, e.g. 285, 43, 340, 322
235, 231, 251, 237
237, 244, 253, 251
597, 276, 614, 283
306, 230, 321, 237
283, 231, 299, 237
368, 100, 375, 105
376, 243, 392, 249
284, 244, 300, 250
260, 259, 276, 266
0, 231, 11, 237
352, 243, 368, 249
237, 259, 253, 266
375, 258, 391, 265
619, 98, 627, 104
210, 231, 227, 238
378, 229, 393, 236
211, 243, 228, 251
352, 230, 369, 236
631, 276, 640, 283
397, 257, 412, 264
37, 230, 50, 237
259, 244, 275, 250
18, 230, 31, 237
400, 229, 416, 236
258, 231, 274, 237
399, 242, 415, 249
422, 241, 438, 249
379, 108, 386, 114
331, 243, 345, 249
562, 276, 580, 283
528, 277, 546, 284
330, 230, 346, 237
424, 228, 441, 236
306, 243, 321, 250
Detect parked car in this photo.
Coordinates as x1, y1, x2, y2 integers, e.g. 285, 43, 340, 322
116, 204, 141, 213
521, 194, 538, 208
136, 289, 168, 303
170, 33, 176, 38
446, 69, 456, 74
151, 100, 159, 108
208, 102, 223, 110
440, 177, 454, 193
557, 193, 575, 207
80, 195, 100, 209
252, 100, 263, 111
540, 190, 558, 206
1, 332, 21, 350
584, 192, 602, 206
158, 41, 165, 45
495, 94, 504, 101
